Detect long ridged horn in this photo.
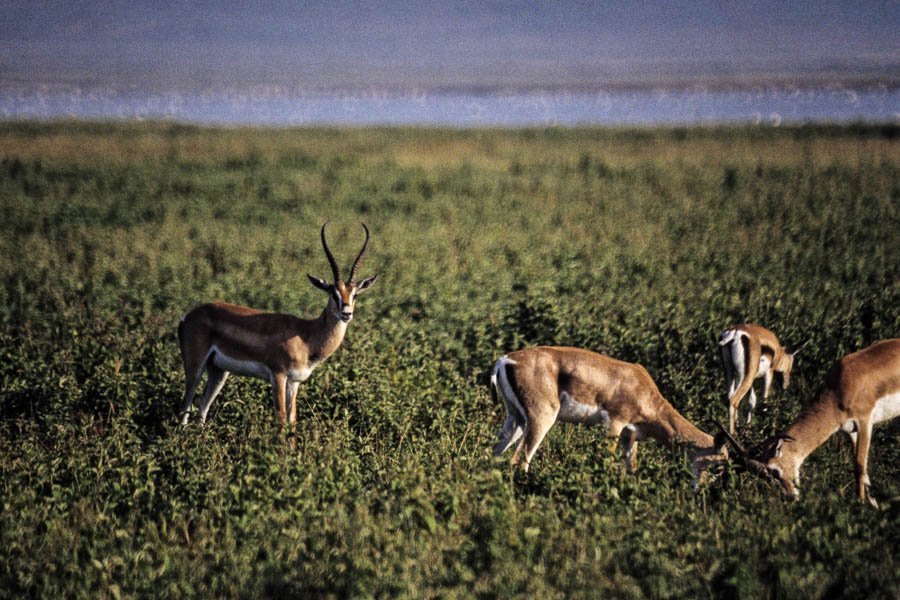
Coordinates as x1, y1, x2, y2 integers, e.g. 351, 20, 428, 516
715, 422, 747, 456
348, 223, 370, 284
321, 222, 342, 282
715, 423, 776, 481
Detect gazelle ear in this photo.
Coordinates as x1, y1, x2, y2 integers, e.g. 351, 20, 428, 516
307, 274, 331, 292
774, 438, 785, 458
355, 274, 378, 293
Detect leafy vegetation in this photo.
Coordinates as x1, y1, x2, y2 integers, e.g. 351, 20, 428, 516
1, 121, 898, 598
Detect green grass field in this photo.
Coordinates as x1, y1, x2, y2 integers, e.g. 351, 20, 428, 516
1, 121, 898, 598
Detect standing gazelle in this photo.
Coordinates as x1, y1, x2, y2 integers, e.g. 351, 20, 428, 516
177, 223, 377, 425
721, 339, 900, 507
491, 347, 727, 484
719, 324, 807, 433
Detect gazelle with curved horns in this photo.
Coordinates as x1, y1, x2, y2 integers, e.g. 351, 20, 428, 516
719, 324, 807, 434
177, 223, 377, 425
491, 347, 727, 484
720, 338, 900, 507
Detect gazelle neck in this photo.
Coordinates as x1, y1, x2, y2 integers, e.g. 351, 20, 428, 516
304, 307, 349, 362
778, 391, 844, 463
656, 403, 716, 450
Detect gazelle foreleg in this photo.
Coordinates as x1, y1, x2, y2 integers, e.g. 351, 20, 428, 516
853, 418, 877, 507
748, 365, 775, 423
271, 373, 288, 422
745, 386, 758, 424
286, 379, 300, 425
763, 366, 775, 398
841, 419, 860, 455
618, 424, 641, 473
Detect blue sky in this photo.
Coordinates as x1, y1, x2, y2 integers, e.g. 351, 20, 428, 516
2, 1, 898, 91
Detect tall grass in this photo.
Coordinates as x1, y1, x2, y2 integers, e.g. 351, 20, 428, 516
1, 121, 898, 598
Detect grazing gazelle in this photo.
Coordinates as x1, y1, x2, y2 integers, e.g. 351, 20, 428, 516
719, 324, 807, 433
177, 223, 377, 425
721, 338, 900, 507
490, 347, 727, 483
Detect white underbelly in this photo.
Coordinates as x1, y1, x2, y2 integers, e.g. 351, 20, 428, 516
755, 355, 771, 378
872, 392, 900, 424
211, 346, 272, 381
557, 391, 610, 426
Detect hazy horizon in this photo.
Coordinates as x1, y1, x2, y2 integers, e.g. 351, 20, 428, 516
2, 1, 899, 95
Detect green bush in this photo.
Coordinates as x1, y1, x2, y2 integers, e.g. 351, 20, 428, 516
1, 122, 898, 598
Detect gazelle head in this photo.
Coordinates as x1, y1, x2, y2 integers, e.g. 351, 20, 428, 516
717, 424, 800, 496
307, 222, 378, 323
779, 339, 808, 389
750, 435, 801, 496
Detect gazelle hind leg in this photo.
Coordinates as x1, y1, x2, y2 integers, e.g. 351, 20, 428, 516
513, 407, 559, 472
179, 360, 209, 425
197, 365, 229, 424
493, 409, 525, 457
729, 400, 740, 435
721, 344, 737, 397
179, 343, 214, 425
179, 373, 202, 425
492, 379, 527, 456
724, 338, 746, 433
491, 357, 526, 457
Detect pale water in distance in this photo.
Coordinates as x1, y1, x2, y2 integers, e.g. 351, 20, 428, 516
1, 87, 898, 126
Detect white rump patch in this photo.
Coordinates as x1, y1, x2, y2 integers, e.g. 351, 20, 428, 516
719, 329, 737, 345
491, 356, 526, 457
721, 330, 749, 380
557, 391, 610, 426
492, 356, 523, 419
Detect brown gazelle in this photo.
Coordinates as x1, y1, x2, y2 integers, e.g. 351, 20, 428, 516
719, 324, 807, 433
721, 339, 900, 507
490, 347, 727, 484
177, 223, 377, 425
